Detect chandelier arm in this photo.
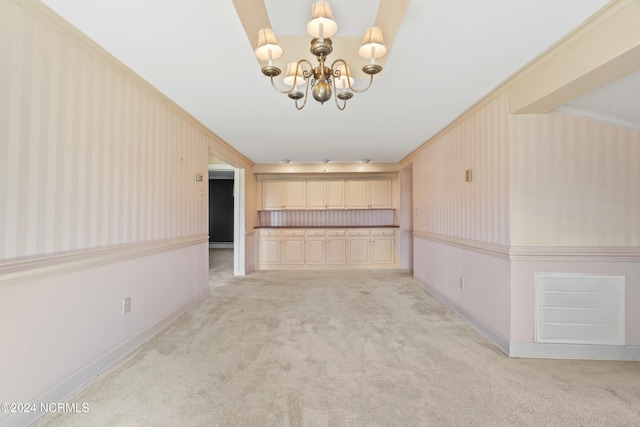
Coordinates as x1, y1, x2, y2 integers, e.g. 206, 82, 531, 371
269, 76, 295, 94
330, 59, 375, 94
296, 59, 314, 87
334, 90, 347, 110
269, 59, 314, 94
295, 78, 311, 110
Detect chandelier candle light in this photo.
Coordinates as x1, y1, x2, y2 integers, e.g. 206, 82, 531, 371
255, 1, 387, 110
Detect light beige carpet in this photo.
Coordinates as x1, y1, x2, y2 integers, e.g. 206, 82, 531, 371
36, 249, 640, 426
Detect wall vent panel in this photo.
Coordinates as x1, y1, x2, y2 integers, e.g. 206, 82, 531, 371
536, 273, 625, 346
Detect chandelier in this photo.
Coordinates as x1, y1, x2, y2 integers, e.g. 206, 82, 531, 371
254, 1, 387, 110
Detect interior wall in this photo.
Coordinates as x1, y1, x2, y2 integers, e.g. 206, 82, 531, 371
412, 94, 511, 245
508, 111, 640, 349
406, 88, 640, 356
1, 0, 211, 260
0, 244, 209, 425
510, 111, 640, 247
413, 238, 511, 341
409, 93, 513, 338
0, 1, 250, 421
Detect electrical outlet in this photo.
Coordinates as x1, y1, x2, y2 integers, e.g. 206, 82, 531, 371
459, 278, 465, 290
123, 297, 131, 314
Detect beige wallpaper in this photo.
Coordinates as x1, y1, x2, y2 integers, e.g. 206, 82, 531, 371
407, 89, 639, 249
0, 1, 245, 261
411, 94, 512, 246
258, 209, 396, 227
511, 111, 640, 247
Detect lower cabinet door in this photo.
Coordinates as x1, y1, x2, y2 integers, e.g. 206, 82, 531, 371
281, 238, 305, 265
326, 237, 346, 264
306, 238, 326, 264
348, 237, 370, 264
371, 236, 394, 264
259, 238, 280, 265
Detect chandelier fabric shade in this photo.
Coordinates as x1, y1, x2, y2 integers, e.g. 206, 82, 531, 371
334, 63, 354, 90
255, 28, 283, 61
306, 1, 338, 39
283, 62, 305, 87
358, 26, 387, 59
254, 1, 386, 110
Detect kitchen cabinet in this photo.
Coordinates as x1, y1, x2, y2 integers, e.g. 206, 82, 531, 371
262, 178, 306, 210
306, 230, 326, 264
258, 230, 281, 265
262, 179, 285, 210
325, 178, 346, 209
346, 177, 392, 209
371, 229, 395, 264
326, 230, 346, 265
305, 179, 326, 210
346, 178, 369, 209
370, 177, 392, 209
305, 178, 345, 209
261, 176, 391, 210
347, 230, 371, 264
284, 179, 306, 210
256, 228, 396, 270
281, 231, 305, 265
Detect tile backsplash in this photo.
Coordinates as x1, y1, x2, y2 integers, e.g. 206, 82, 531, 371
259, 209, 396, 227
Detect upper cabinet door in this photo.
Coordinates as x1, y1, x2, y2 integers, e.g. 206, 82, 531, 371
306, 179, 326, 210
284, 179, 306, 209
346, 178, 369, 209
370, 177, 392, 208
261, 175, 393, 211
326, 178, 345, 209
263, 179, 285, 210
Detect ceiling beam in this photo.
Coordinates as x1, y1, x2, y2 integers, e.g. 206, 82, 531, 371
231, 0, 272, 52
509, 0, 640, 114
232, 0, 409, 78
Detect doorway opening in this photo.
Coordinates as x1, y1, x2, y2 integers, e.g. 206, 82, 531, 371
208, 170, 234, 248
208, 157, 246, 277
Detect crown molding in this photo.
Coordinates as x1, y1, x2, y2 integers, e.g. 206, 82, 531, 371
253, 163, 400, 174
509, 0, 640, 114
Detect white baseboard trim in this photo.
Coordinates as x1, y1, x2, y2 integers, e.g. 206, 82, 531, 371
412, 275, 510, 355
1, 289, 210, 427
509, 342, 640, 360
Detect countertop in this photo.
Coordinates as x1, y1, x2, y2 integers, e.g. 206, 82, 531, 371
255, 225, 398, 229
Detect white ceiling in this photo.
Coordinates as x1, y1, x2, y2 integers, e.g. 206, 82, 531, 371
560, 69, 640, 131
41, 0, 617, 165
